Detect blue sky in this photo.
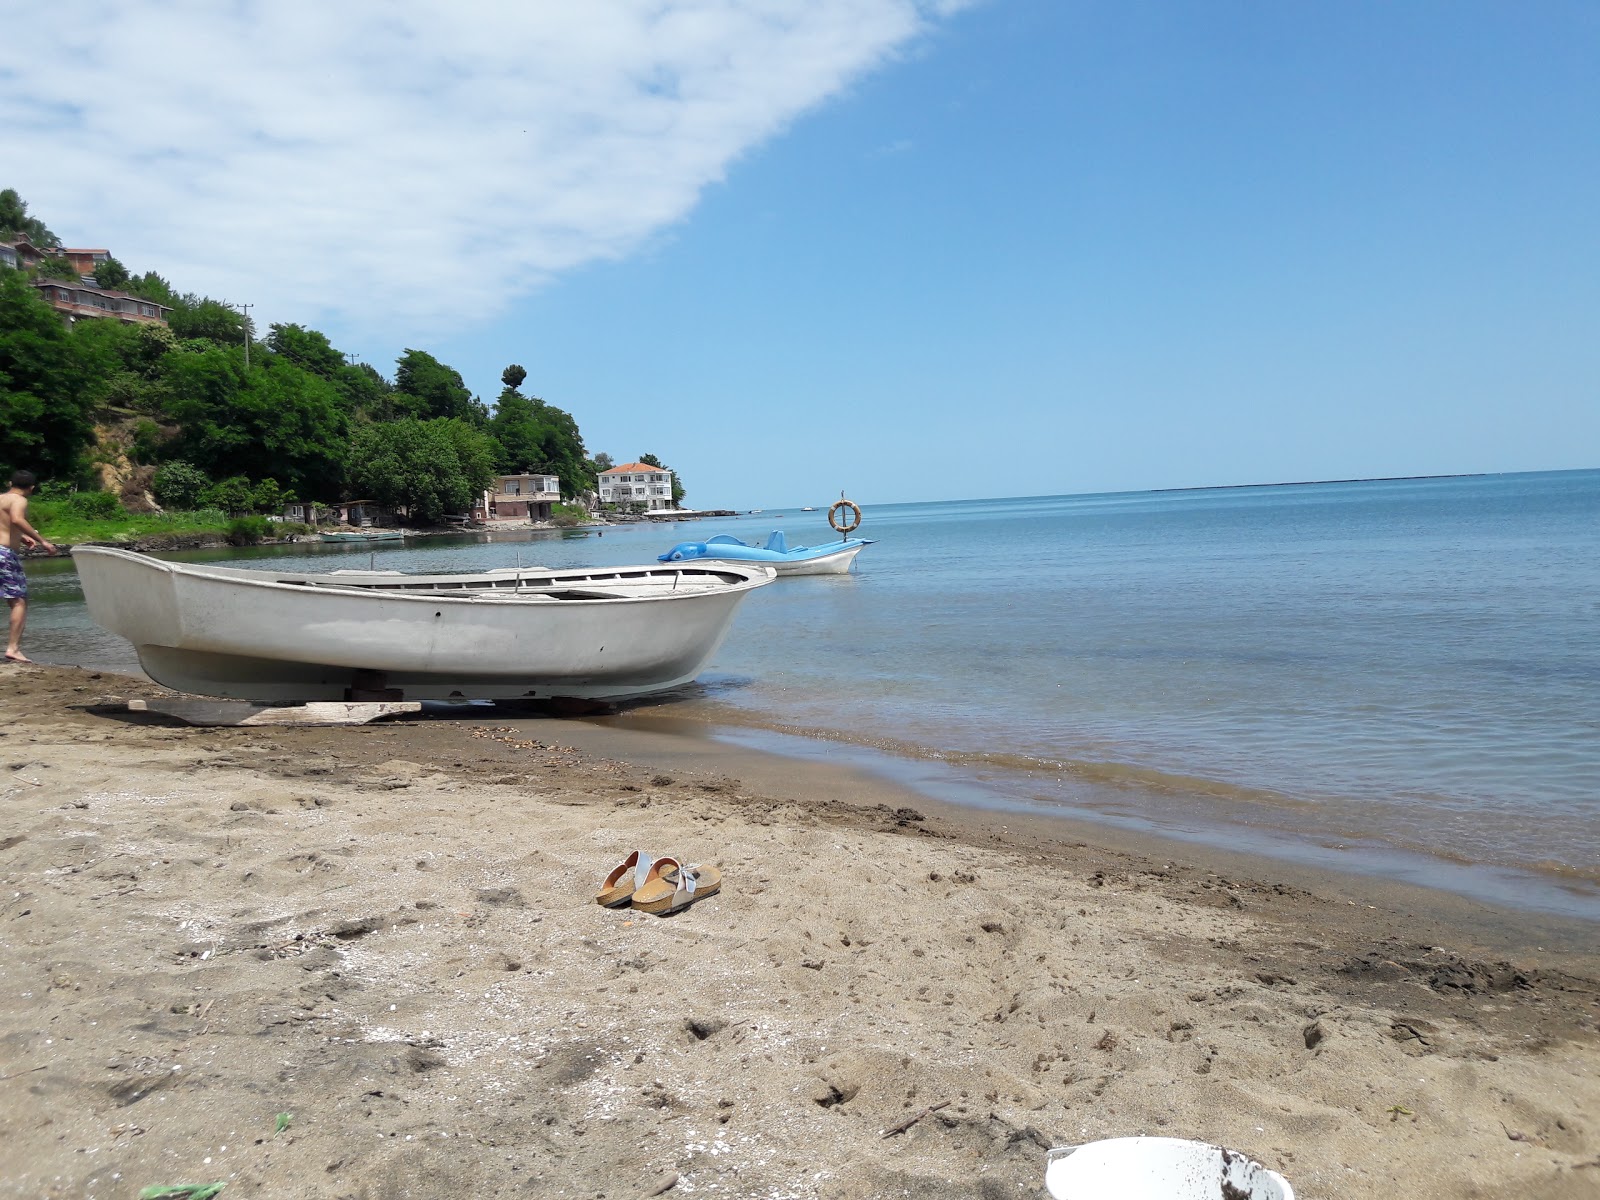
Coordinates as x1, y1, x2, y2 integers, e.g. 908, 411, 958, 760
7, 2, 1598, 506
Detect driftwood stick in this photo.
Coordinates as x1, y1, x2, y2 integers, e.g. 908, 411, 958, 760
881, 1100, 950, 1138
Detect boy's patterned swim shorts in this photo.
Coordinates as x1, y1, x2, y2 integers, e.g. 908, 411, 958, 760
0, 547, 28, 600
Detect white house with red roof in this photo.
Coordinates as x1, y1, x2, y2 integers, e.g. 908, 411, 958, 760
599, 462, 676, 511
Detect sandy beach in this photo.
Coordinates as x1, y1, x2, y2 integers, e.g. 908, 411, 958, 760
2, 664, 1597, 1200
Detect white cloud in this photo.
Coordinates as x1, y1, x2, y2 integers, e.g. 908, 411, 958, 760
3, 1, 967, 334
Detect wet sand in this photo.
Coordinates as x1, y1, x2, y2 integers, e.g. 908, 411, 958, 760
2, 664, 1597, 1199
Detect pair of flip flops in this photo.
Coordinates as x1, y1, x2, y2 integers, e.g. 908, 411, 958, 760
596, 850, 721, 916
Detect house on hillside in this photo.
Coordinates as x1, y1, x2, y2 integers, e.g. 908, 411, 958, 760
30, 279, 170, 326
0, 236, 48, 272
1, 239, 115, 281
599, 463, 675, 511
61, 247, 111, 278
473, 472, 561, 523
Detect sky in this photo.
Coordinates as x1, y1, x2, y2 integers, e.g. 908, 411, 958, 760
5, 1, 1598, 507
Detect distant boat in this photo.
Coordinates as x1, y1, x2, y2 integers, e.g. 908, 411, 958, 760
73, 547, 776, 702
320, 529, 405, 544
658, 531, 874, 576
801, 506, 816, 511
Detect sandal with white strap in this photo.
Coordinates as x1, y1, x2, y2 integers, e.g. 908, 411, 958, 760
631, 854, 722, 916
596, 849, 655, 908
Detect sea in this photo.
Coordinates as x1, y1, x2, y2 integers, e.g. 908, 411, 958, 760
20, 468, 1600, 920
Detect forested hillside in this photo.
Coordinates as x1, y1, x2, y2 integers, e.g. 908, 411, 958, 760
0, 189, 596, 523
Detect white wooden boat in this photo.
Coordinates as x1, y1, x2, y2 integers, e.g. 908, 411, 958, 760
319, 529, 405, 544
73, 547, 775, 702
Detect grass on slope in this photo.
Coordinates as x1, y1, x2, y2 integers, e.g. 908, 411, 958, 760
26, 499, 231, 546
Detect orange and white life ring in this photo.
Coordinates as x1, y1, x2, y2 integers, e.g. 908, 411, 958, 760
828, 498, 862, 534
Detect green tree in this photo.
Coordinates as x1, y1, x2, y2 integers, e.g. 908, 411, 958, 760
591, 452, 614, 473
130, 419, 166, 464
336, 361, 394, 419
488, 380, 594, 499
72, 317, 175, 415
34, 256, 80, 281
266, 324, 395, 419
439, 420, 498, 498
168, 296, 247, 345
126, 272, 177, 306
501, 363, 527, 390
88, 368, 168, 415
151, 461, 210, 509
394, 349, 483, 423
70, 317, 141, 383
243, 357, 349, 498
487, 390, 542, 472
203, 475, 255, 514
266, 323, 344, 378
131, 322, 178, 371
0, 188, 60, 248
162, 345, 348, 499
92, 256, 130, 290
347, 418, 490, 523
0, 271, 93, 481
249, 477, 288, 514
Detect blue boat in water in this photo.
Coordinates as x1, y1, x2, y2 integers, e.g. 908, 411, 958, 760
658, 531, 874, 575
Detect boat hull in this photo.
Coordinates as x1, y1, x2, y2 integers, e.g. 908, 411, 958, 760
762, 543, 867, 575
319, 530, 405, 543
73, 547, 773, 702
658, 539, 871, 575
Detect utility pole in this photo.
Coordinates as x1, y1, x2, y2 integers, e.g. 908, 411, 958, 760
233, 302, 254, 369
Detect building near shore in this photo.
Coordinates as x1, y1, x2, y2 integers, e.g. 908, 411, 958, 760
599, 463, 676, 511
473, 472, 562, 523
328, 499, 395, 527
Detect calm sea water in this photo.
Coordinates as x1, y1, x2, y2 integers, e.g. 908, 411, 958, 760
21, 469, 1600, 917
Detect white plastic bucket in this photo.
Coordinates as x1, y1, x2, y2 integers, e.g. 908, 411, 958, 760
1045, 1137, 1294, 1200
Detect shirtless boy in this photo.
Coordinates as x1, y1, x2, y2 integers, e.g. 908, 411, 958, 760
1, 470, 57, 663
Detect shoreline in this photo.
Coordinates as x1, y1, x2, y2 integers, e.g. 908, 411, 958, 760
17, 603, 1600, 933
24, 506, 733, 557
3, 663, 1598, 1198
606, 710, 1600, 928
527, 710, 1600, 960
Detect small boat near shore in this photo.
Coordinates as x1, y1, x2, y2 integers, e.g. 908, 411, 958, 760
73, 547, 775, 703
658, 531, 874, 576
319, 529, 405, 544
